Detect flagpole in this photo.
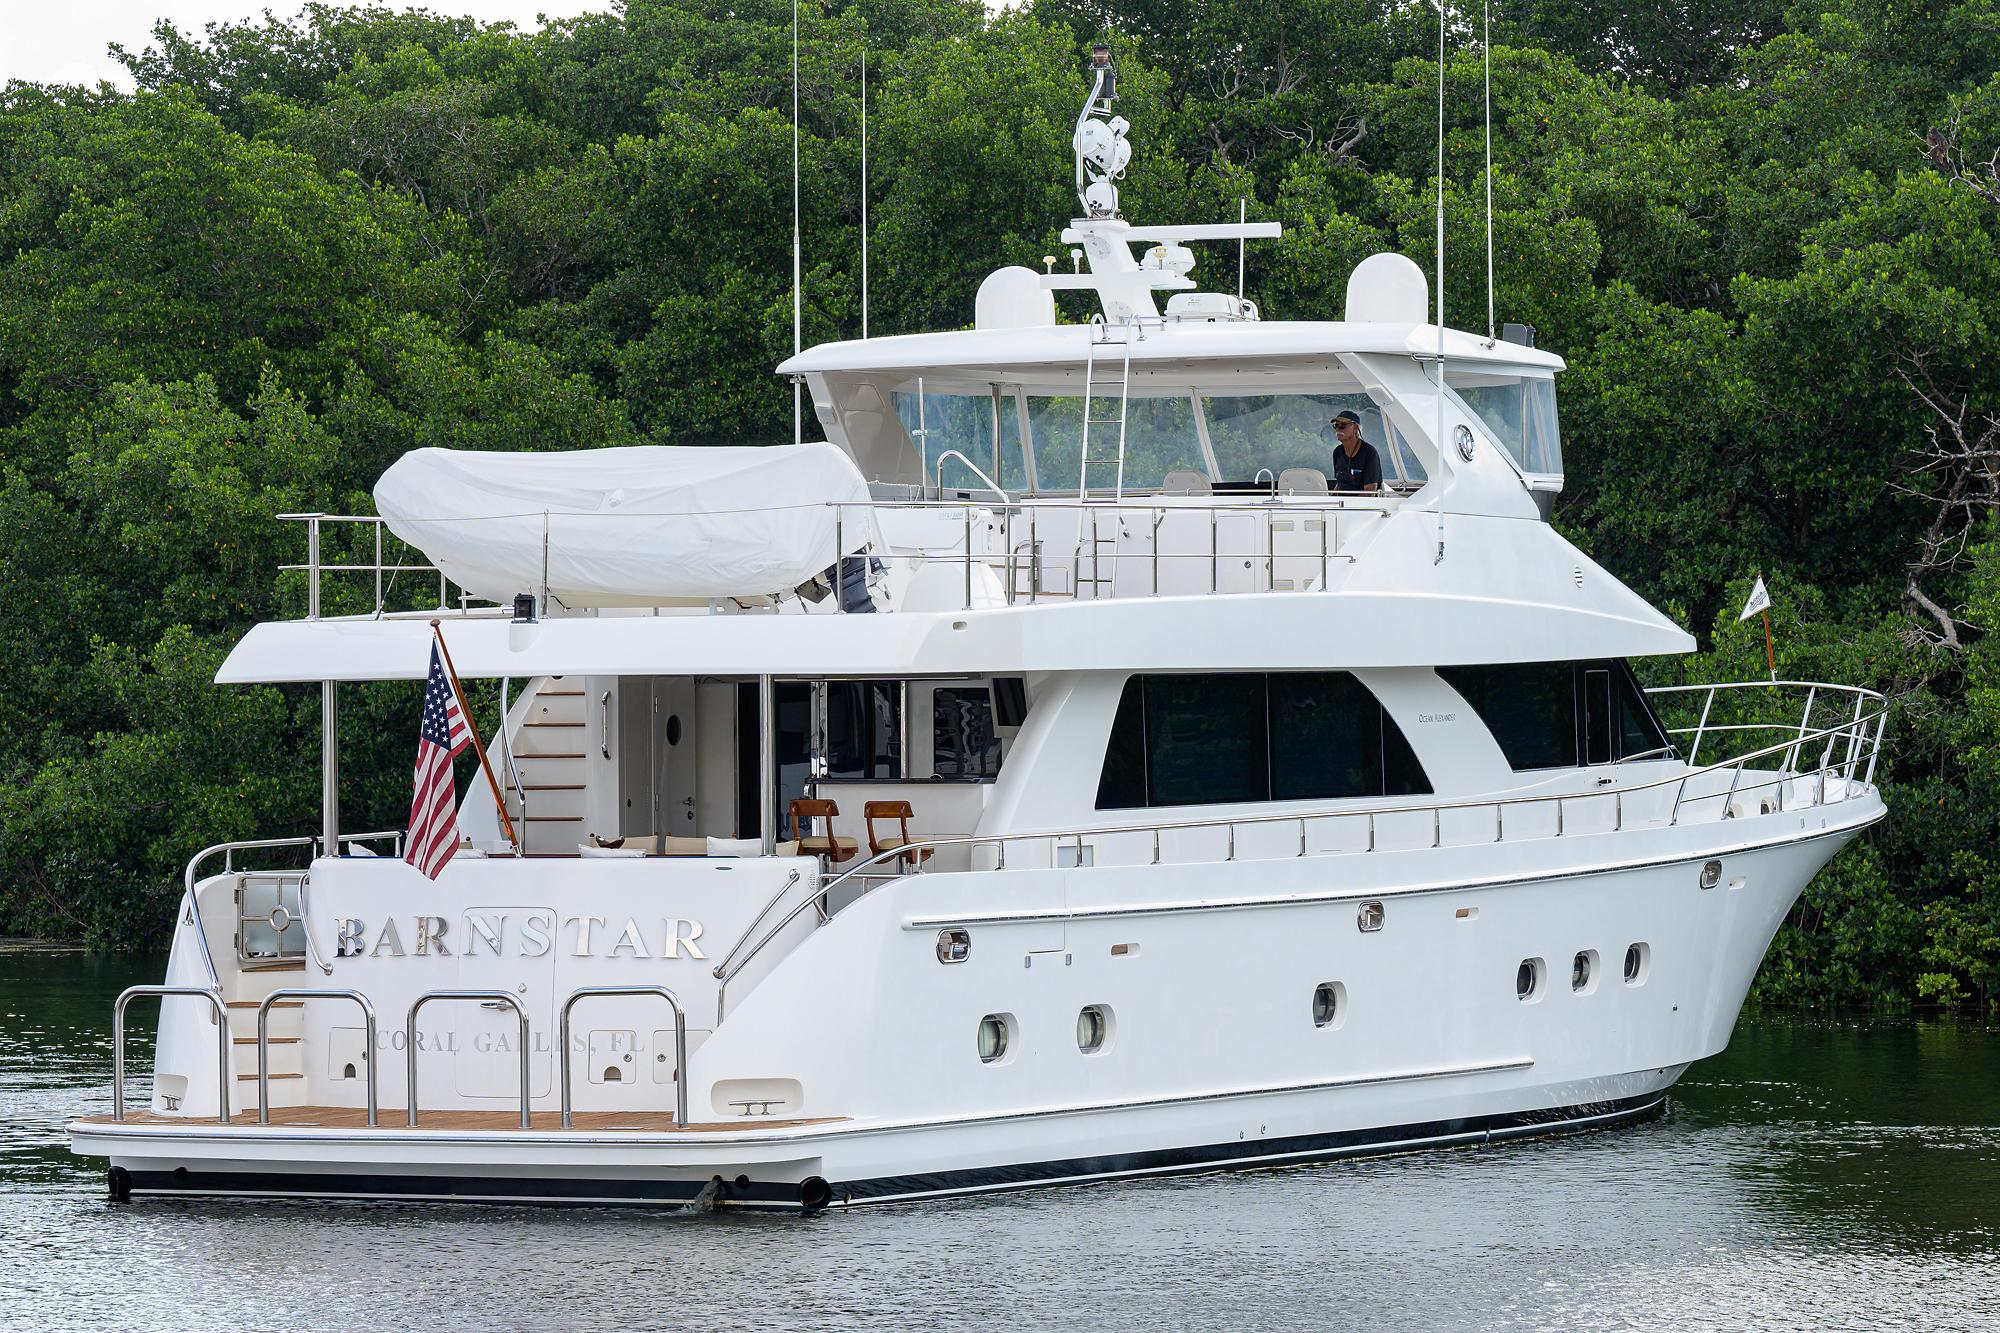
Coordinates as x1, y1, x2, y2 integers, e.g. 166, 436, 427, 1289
430, 620, 518, 850
1753, 571, 1777, 681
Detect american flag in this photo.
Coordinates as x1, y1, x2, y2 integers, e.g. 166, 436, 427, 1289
406, 641, 472, 879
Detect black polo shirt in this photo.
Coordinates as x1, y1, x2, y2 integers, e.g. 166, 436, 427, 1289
1331, 439, 1382, 492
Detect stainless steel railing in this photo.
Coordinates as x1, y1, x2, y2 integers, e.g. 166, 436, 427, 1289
406, 990, 531, 1129
113, 985, 232, 1124
712, 680, 1888, 1011
558, 986, 689, 1129
258, 988, 378, 1126
185, 832, 404, 986
273, 495, 1388, 619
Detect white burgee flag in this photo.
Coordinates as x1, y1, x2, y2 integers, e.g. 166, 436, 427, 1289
1739, 576, 1771, 622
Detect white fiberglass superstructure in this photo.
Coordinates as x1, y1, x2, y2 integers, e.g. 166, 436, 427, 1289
72, 50, 1886, 1210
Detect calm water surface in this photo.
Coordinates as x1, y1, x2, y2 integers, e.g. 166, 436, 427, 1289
2, 943, 1997, 1331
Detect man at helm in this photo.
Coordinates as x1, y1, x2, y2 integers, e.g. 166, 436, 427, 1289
1328, 410, 1382, 493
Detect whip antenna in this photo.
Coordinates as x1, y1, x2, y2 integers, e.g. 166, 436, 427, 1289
1483, 0, 1494, 341
792, 0, 803, 444
860, 45, 869, 339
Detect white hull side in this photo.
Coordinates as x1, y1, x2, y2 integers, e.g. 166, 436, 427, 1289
74, 802, 1873, 1209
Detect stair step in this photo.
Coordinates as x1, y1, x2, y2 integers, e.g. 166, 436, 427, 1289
233, 1036, 301, 1046
524, 721, 585, 728
516, 752, 585, 760
240, 959, 307, 973
525, 815, 584, 823
539, 690, 585, 697
227, 1000, 302, 1010
238, 1071, 303, 1081
522, 783, 586, 791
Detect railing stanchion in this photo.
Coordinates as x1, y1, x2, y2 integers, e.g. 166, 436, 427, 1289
407, 991, 530, 1129
561, 986, 688, 1129
114, 986, 231, 1125
259, 989, 377, 1127
1687, 686, 1716, 766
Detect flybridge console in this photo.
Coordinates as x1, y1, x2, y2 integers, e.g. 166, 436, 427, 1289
1052, 43, 1281, 325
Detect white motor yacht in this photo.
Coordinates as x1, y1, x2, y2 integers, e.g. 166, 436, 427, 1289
70, 50, 1886, 1210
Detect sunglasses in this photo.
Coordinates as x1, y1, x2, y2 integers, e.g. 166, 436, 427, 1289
1332, 420, 1357, 429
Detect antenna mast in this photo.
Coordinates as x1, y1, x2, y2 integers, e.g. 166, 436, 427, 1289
860, 45, 869, 340
791, 0, 802, 445
1483, 0, 1495, 341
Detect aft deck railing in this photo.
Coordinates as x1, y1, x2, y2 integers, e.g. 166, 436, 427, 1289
713, 680, 1888, 1010
406, 990, 532, 1129
182, 831, 404, 992
112, 986, 232, 1123
258, 988, 378, 1126
558, 986, 689, 1128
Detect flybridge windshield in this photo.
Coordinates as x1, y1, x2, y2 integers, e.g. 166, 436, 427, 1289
894, 386, 1430, 494
1449, 372, 1564, 479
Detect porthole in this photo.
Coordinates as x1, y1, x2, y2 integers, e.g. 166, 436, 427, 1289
1357, 901, 1385, 933
1516, 957, 1545, 1002
976, 1013, 1012, 1064
1572, 949, 1599, 995
936, 928, 971, 964
1624, 943, 1650, 986
1076, 1004, 1112, 1055
1311, 981, 1348, 1030
1700, 859, 1722, 890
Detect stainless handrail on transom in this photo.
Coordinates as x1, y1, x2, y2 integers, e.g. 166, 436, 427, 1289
713, 680, 1887, 1010
113, 986, 232, 1124
183, 832, 404, 987
405, 990, 531, 1129
257, 988, 379, 1127
558, 986, 689, 1129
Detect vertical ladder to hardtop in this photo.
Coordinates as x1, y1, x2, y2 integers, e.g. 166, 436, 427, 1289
1075, 335, 1132, 597
1077, 336, 1132, 501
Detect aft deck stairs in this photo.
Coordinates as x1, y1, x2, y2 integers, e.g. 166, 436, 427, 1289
501, 678, 589, 855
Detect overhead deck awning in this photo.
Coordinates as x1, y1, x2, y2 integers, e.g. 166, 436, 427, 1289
216, 591, 1694, 684
778, 320, 1566, 383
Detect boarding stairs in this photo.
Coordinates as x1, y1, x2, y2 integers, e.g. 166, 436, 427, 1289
499, 678, 590, 854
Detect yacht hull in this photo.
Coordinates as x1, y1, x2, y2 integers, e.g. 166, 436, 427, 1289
73, 803, 1875, 1211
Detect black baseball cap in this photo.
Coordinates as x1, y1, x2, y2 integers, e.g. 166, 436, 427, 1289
1330, 410, 1362, 426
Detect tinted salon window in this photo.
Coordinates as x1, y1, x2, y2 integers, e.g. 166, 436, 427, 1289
1097, 673, 1430, 810
1438, 660, 1671, 770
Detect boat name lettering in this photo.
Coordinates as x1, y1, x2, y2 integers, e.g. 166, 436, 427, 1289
1417, 712, 1457, 723
332, 912, 705, 960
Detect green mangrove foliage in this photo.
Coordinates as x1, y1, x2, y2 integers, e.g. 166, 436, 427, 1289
0, 1, 1995, 1008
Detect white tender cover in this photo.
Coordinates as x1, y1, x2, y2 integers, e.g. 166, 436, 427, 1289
374, 444, 877, 607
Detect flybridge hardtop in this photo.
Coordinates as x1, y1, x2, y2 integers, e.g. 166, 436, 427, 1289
74, 43, 1884, 1214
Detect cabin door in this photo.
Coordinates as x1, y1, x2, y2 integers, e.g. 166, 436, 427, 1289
618, 677, 702, 839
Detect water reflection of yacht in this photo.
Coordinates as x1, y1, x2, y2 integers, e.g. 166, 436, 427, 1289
70, 50, 1885, 1210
